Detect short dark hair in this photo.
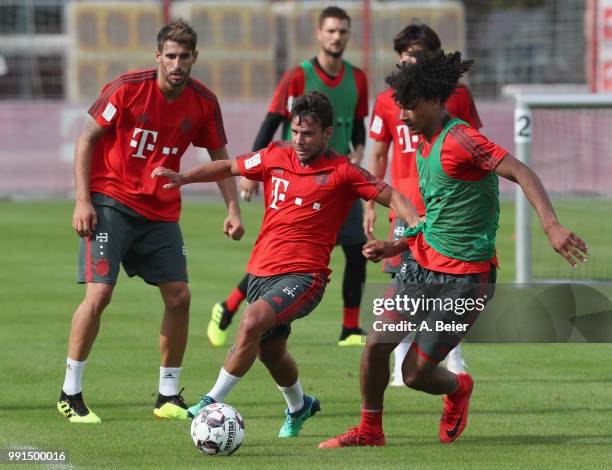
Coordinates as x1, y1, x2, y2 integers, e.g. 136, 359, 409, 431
291, 91, 334, 130
385, 49, 473, 107
157, 20, 197, 52
393, 22, 441, 55
318, 6, 351, 28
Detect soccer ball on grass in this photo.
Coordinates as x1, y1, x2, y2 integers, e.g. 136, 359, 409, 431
190, 403, 245, 456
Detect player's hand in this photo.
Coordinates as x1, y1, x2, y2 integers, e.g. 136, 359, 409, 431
363, 239, 406, 263
363, 205, 377, 240
545, 222, 589, 267
151, 167, 184, 189
239, 178, 259, 202
72, 200, 97, 238
224, 213, 245, 241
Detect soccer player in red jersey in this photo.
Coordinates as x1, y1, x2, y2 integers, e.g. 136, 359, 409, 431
152, 91, 420, 438
366, 23, 482, 384
319, 50, 588, 448
207, 6, 371, 348
56, 21, 244, 424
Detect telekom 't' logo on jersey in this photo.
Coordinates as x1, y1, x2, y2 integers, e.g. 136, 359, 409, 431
270, 176, 289, 210
130, 127, 158, 159
396, 125, 419, 153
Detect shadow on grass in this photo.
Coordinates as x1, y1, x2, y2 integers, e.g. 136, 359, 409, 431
434, 434, 612, 446
304, 433, 612, 447
476, 377, 612, 385
316, 406, 612, 419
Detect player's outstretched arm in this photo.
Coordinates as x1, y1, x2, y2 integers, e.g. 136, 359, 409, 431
152, 157, 244, 240
374, 186, 420, 229
362, 186, 419, 262
363, 139, 390, 239
151, 159, 240, 188
73, 116, 108, 238
495, 154, 589, 266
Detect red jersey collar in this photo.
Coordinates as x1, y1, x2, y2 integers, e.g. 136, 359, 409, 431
281, 146, 339, 174
311, 57, 346, 88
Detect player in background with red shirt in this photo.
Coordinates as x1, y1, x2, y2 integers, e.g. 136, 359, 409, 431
152, 91, 420, 438
320, 50, 588, 448
207, 6, 371, 348
366, 23, 482, 384
57, 21, 244, 424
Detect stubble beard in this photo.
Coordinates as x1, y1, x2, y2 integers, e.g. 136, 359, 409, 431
322, 46, 344, 59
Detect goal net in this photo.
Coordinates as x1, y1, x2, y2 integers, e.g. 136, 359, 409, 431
513, 94, 612, 282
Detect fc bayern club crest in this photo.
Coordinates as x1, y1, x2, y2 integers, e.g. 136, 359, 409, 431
95, 258, 110, 277
314, 173, 329, 185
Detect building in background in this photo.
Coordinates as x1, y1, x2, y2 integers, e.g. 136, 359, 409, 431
0, 0, 603, 198
0, 0, 591, 102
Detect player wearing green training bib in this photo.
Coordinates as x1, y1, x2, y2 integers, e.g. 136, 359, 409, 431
281, 60, 358, 156
321, 49, 588, 449
208, 6, 370, 348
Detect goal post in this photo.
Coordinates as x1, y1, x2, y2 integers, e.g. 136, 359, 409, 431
513, 93, 612, 283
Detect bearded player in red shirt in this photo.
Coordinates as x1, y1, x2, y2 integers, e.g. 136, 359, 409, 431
366, 23, 482, 384
320, 50, 587, 448
152, 91, 420, 438
56, 20, 244, 424
207, 6, 371, 348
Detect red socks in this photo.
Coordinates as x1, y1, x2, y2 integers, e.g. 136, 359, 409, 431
343, 307, 360, 329
358, 409, 383, 437
225, 287, 246, 313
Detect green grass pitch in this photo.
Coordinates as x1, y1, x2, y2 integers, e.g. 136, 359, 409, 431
0, 199, 610, 469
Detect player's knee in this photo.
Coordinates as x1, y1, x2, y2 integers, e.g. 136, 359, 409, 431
84, 285, 113, 314
237, 315, 266, 344
402, 368, 430, 390
364, 338, 394, 360
239, 303, 276, 341
164, 287, 191, 314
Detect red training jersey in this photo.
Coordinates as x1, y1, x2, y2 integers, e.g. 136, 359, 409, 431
407, 123, 508, 274
88, 68, 227, 222
369, 83, 482, 218
268, 60, 369, 120
237, 141, 388, 277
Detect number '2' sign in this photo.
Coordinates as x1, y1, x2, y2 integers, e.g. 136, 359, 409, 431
514, 108, 532, 143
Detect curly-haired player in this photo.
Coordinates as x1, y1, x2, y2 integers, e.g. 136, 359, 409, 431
319, 50, 588, 447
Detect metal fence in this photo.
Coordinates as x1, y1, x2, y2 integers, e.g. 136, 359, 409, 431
0, 0, 588, 101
